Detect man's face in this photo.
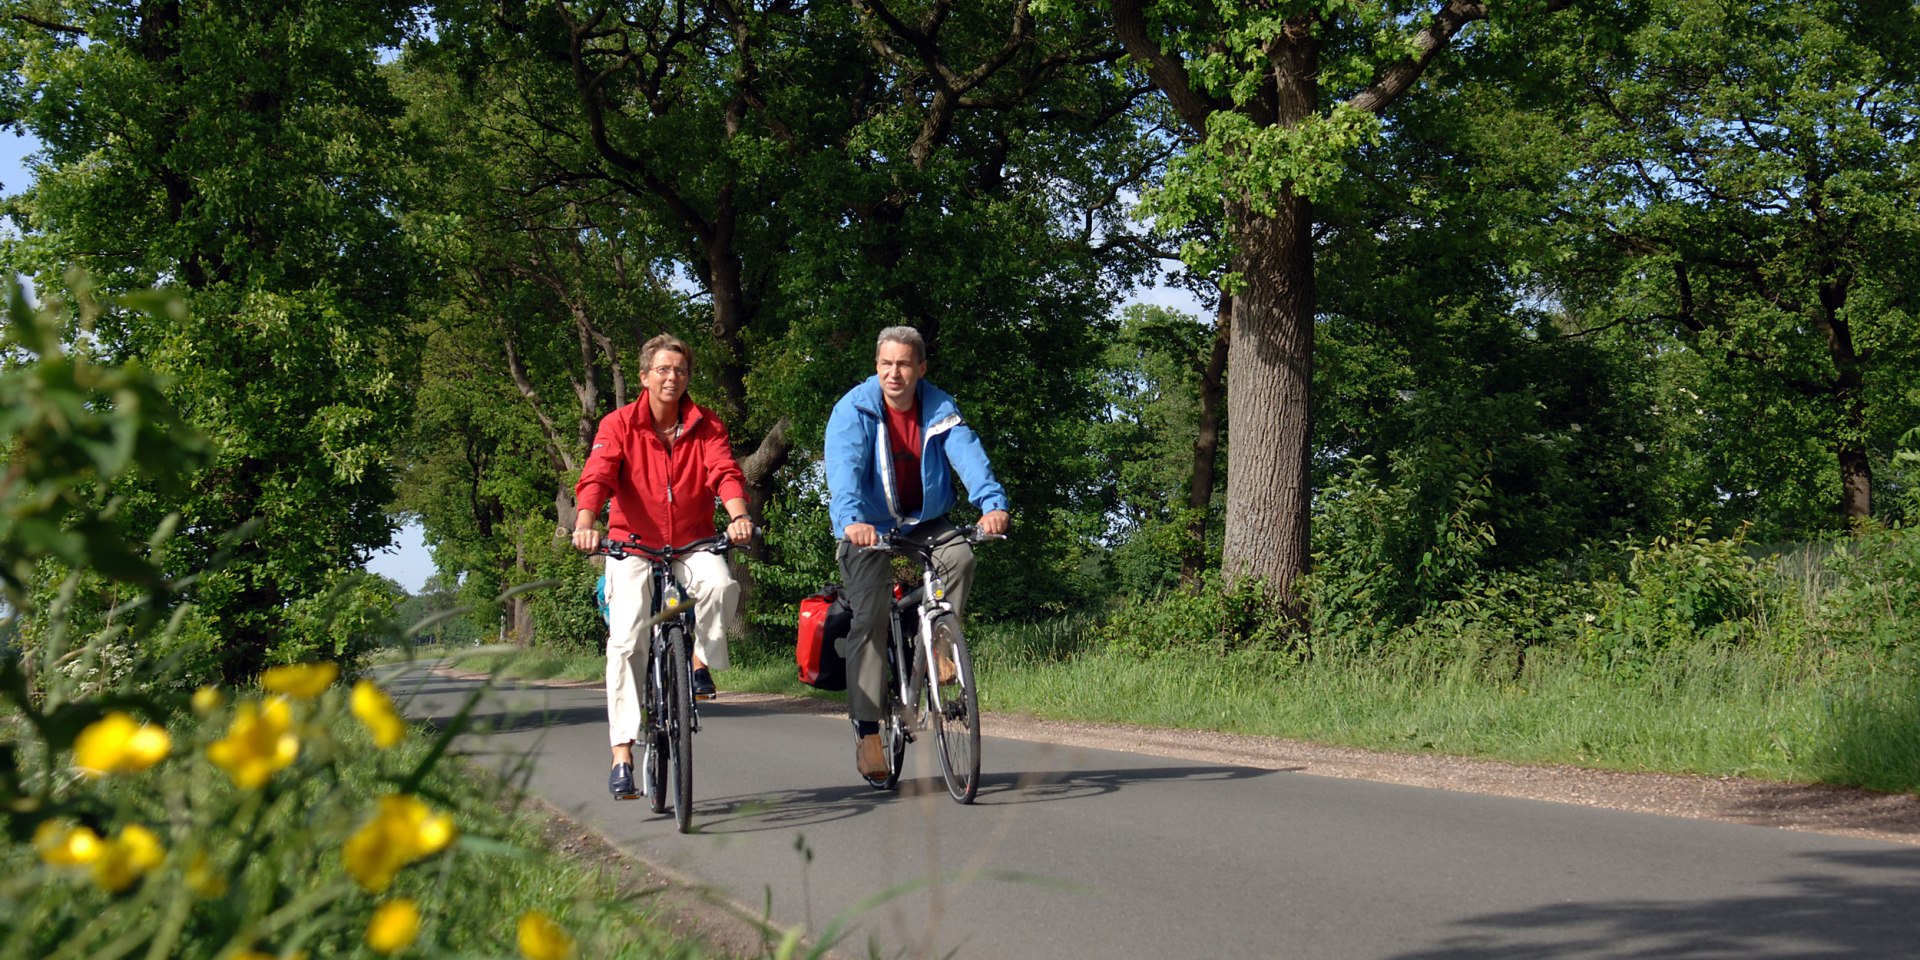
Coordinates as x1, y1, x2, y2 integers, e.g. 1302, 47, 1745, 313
875, 340, 925, 409
644, 348, 691, 406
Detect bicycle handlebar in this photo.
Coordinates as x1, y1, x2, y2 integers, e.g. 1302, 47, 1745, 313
592, 529, 752, 562
861, 524, 1005, 556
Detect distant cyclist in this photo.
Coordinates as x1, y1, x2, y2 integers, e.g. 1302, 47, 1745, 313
825, 326, 1010, 782
572, 333, 754, 800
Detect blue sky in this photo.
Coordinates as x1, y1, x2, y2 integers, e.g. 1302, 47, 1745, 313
2, 128, 32, 204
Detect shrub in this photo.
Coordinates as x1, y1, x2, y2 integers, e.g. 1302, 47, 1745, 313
1581, 521, 1765, 674
520, 516, 606, 655
1095, 573, 1305, 662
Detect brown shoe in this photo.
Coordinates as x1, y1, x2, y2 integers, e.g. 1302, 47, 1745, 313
855, 734, 888, 780
936, 653, 958, 685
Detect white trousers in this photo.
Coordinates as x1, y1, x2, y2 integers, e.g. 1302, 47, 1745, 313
603, 550, 736, 747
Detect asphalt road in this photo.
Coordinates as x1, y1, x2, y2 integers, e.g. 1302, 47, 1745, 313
386, 665, 1920, 959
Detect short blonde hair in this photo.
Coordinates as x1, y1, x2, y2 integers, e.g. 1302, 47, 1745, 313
642, 333, 693, 372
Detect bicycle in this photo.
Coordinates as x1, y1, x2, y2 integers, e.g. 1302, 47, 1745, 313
594, 530, 737, 833
862, 525, 1001, 804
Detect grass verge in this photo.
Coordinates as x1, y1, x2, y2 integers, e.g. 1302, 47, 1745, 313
395, 614, 1920, 797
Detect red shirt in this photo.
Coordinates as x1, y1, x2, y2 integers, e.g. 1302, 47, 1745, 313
884, 400, 922, 516
574, 393, 748, 549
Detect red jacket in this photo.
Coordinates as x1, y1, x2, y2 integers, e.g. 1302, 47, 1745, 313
575, 394, 748, 549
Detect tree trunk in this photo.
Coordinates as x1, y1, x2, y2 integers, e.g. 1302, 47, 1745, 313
1180, 296, 1230, 587
1814, 277, 1873, 528
1218, 29, 1318, 622
1220, 194, 1315, 621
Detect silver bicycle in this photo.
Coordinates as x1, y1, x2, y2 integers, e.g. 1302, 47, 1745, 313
862, 525, 1001, 803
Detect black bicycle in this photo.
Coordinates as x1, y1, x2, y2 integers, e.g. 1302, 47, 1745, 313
594, 531, 735, 833
862, 525, 1001, 803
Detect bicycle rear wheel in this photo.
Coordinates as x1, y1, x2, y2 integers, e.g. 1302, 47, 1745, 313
927, 615, 980, 803
665, 625, 695, 832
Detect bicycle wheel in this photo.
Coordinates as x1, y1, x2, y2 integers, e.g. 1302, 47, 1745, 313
866, 624, 911, 791
665, 624, 695, 833
643, 641, 668, 813
927, 615, 980, 803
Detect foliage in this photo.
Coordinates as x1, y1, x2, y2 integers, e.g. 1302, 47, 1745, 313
1092, 304, 1222, 595
1580, 523, 1766, 675
277, 571, 407, 666
1094, 572, 1303, 661
394, 576, 491, 648
393, 1, 1150, 639
0, 279, 206, 610
2, 1, 428, 682
1307, 454, 1497, 632
1802, 523, 1920, 655
0, 277, 717, 960
520, 518, 605, 655
1531, 0, 1920, 535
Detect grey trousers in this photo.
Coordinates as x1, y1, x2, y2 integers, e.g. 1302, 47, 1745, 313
835, 517, 976, 723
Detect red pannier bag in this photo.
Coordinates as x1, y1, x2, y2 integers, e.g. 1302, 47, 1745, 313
796, 585, 851, 691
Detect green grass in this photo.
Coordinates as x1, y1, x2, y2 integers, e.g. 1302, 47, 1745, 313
390, 613, 1920, 796
969, 619, 1920, 793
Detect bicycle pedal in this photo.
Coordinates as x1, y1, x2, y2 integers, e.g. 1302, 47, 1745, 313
694, 691, 716, 701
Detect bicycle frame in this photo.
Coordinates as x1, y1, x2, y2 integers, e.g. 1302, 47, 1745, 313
865, 524, 998, 801
886, 551, 956, 729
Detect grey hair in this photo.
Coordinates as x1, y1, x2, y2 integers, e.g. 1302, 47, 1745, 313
875, 325, 926, 363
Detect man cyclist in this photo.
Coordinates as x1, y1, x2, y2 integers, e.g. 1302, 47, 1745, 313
572, 333, 755, 800
825, 325, 1010, 783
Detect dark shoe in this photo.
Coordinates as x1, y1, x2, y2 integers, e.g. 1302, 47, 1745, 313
609, 762, 638, 800
692, 667, 717, 700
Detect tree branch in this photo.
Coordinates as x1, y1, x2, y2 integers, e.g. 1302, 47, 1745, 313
10, 11, 87, 35
1110, 0, 1221, 133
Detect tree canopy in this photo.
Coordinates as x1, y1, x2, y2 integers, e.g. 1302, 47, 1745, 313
4, 0, 1917, 669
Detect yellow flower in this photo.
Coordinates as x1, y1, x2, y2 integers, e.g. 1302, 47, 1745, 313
261, 661, 339, 699
366, 899, 422, 954
34, 820, 102, 866
90, 823, 166, 893
342, 794, 458, 893
186, 850, 229, 898
207, 697, 301, 789
516, 911, 575, 960
192, 685, 225, 716
73, 711, 172, 776
352, 680, 406, 749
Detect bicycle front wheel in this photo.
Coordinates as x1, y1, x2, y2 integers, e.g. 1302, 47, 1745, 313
927, 615, 980, 803
665, 625, 695, 832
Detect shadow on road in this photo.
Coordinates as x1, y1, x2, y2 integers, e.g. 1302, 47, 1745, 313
691, 762, 1283, 834
1385, 848, 1920, 959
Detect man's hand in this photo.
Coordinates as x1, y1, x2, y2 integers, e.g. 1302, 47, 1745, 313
844, 522, 878, 547
570, 527, 600, 552
978, 510, 1010, 536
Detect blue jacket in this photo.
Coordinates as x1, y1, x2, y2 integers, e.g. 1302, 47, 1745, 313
826, 376, 1009, 538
